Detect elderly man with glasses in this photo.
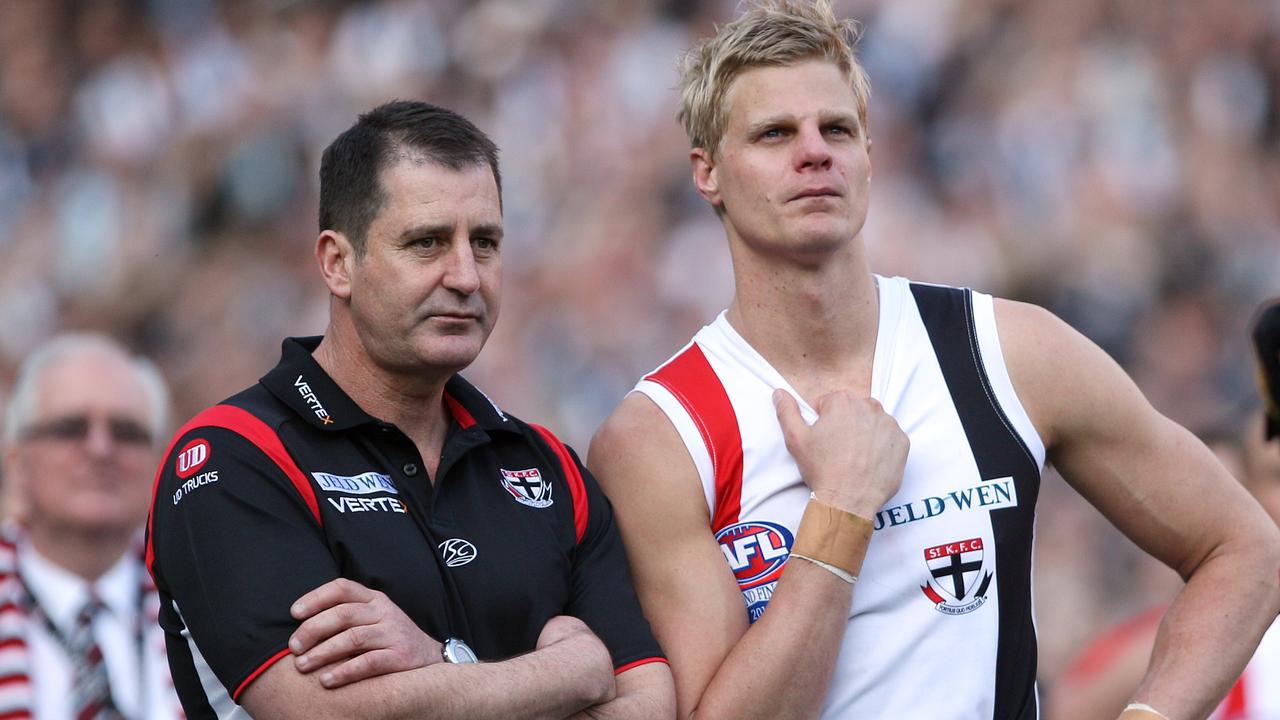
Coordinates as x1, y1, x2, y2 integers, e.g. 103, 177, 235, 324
0, 332, 181, 720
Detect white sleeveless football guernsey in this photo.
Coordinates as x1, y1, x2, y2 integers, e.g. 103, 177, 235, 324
632, 275, 1047, 719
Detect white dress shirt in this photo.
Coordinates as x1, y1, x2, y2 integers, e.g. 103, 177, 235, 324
18, 543, 173, 720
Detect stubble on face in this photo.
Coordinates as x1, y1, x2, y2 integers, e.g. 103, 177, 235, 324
347, 159, 503, 379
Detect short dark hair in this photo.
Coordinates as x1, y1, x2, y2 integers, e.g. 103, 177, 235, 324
318, 100, 502, 254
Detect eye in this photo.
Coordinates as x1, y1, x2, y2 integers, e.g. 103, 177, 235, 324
472, 236, 500, 253
825, 124, 856, 138
758, 127, 786, 141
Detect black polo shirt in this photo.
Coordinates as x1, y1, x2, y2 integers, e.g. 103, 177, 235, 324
146, 337, 664, 717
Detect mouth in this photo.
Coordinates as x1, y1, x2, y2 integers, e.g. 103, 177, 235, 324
430, 313, 482, 322
790, 187, 843, 202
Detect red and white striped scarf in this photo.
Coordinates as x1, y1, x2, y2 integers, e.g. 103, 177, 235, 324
0, 528, 182, 720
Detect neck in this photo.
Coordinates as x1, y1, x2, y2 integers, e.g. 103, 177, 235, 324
725, 233, 879, 382
25, 524, 132, 582
313, 315, 453, 465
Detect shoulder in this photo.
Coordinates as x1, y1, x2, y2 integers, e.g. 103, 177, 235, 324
589, 393, 704, 520
992, 297, 1152, 451
591, 393, 688, 473
159, 384, 289, 462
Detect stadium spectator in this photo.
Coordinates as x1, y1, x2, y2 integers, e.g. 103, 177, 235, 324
0, 332, 180, 719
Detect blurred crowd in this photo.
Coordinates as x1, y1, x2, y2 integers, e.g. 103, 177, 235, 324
1, 0, 1278, 697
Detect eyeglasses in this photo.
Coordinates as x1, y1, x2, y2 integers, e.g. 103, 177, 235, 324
20, 415, 153, 447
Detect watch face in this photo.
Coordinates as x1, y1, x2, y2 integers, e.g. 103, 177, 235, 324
444, 638, 479, 664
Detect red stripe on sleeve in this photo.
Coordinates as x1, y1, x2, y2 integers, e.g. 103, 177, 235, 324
531, 425, 589, 544
147, 404, 320, 578
614, 657, 669, 675
644, 344, 744, 533
233, 647, 291, 701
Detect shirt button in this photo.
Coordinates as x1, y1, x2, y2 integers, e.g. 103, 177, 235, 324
403, 463, 418, 476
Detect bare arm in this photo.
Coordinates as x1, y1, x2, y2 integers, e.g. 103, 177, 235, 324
998, 299, 1280, 720
588, 390, 906, 720
283, 579, 673, 720
242, 612, 615, 720
567, 663, 675, 720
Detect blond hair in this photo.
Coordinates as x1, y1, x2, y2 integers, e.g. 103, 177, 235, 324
678, 0, 871, 155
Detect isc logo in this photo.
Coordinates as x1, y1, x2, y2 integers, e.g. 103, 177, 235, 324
176, 439, 210, 479
715, 520, 794, 589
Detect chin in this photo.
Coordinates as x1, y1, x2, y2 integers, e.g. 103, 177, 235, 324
788, 227, 853, 256
417, 341, 486, 373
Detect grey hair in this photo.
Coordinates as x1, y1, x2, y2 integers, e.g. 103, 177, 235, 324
3, 333, 171, 447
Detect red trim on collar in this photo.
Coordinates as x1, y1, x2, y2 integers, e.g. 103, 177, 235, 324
444, 392, 477, 429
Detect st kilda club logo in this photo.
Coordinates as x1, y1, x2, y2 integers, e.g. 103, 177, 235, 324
716, 520, 793, 624
920, 537, 993, 615
500, 468, 553, 508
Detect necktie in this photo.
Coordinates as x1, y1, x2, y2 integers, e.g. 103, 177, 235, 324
67, 595, 122, 720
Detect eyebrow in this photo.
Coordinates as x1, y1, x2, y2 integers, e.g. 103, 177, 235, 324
398, 223, 505, 241
819, 110, 861, 127
744, 111, 862, 136
744, 115, 793, 137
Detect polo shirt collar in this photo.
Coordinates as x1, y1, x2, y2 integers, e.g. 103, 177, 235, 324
261, 337, 377, 431
261, 336, 518, 435
443, 373, 518, 435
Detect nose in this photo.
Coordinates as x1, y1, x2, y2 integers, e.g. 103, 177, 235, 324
84, 417, 115, 458
442, 237, 481, 296
795, 124, 833, 171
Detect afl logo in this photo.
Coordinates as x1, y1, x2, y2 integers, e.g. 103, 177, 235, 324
175, 439, 210, 479
716, 521, 794, 588
716, 521, 793, 624
439, 538, 477, 568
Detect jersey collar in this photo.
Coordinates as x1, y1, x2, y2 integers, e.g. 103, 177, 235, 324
260, 336, 379, 431
260, 336, 517, 435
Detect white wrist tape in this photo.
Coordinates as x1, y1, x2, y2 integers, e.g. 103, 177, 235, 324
790, 552, 858, 584
1124, 703, 1171, 720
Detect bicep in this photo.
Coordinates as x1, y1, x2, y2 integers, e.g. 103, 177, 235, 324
588, 395, 748, 716
998, 300, 1261, 575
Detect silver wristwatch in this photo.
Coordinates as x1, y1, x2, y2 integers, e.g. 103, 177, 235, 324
442, 637, 479, 664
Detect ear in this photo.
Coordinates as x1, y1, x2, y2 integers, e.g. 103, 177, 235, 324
316, 230, 355, 300
691, 147, 723, 209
